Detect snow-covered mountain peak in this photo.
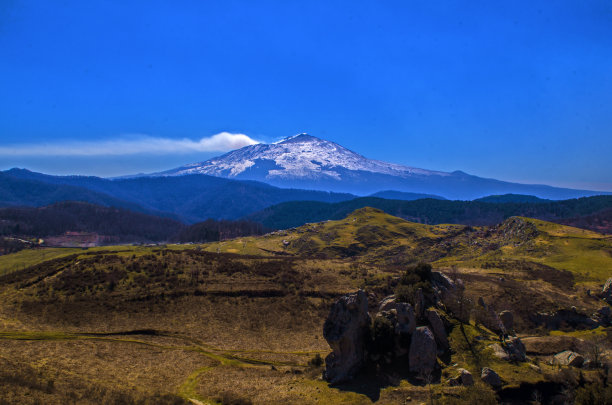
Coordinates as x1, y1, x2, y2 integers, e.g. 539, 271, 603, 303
161, 134, 448, 183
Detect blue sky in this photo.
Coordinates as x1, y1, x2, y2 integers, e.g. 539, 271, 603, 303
0, 1, 611, 190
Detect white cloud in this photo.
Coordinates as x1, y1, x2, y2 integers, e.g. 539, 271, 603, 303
0, 132, 260, 156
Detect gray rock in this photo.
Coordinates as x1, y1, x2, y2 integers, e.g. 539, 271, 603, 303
553, 351, 584, 367
458, 368, 474, 386
378, 295, 397, 312
481, 367, 502, 388
426, 309, 449, 351
504, 336, 526, 362
415, 288, 425, 319
490, 337, 526, 362
594, 306, 611, 325
409, 326, 437, 377
395, 302, 416, 335
603, 278, 612, 304
431, 271, 455, 290
323, 290, 371, 384
376, 296, 416, 335
499, 310, 514, 331
449, 368, 474, 386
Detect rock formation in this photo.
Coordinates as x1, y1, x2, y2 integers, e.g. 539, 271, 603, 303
499, 310, 514, 331
426, 309, 449, 351
603, 278, 612, 304
408, 326, 437, 378
553, 351, 584, 367
323, 290, 371, 384
448, 368, 474, 386
481, 367, 502, 388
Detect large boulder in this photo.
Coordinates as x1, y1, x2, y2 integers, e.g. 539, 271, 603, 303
409, 326, 437, 378
505, 337, 526, 362
490, 337, 526, 362
448, 368, 474, 386
603, 278, 612, 304
395, 302, 416, 335
553, 351, 584, 367
323, 290, 371, 384
499, 310, 514, 331
481, 367, 502, 389
426, 309, 449, 351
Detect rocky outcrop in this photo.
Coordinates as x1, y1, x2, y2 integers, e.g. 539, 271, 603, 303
481, 367, 502, 389
602, 278, 612, 304
553, 351, 584, 367
426, 309, 449, 351
323, 290, 371, 384
409, 326, 437, 378
323, 289, 452, 384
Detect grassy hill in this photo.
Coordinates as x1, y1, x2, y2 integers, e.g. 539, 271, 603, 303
0, 209, 610, 404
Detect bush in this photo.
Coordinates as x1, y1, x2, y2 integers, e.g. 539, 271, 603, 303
395, 262, 433, 304
575, 383, 612, 405
308, 353, 324, 367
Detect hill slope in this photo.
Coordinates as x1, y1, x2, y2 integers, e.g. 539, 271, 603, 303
0, 201, 185, 243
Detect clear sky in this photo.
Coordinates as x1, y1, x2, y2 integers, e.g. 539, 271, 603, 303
1, 1, 611, 190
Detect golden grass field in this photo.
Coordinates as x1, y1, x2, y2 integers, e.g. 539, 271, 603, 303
1, 208, 610, 404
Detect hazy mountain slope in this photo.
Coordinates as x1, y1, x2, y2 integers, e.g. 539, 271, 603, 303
369, 190, 446, 200
0, 201, 185, 242
474, 194, 551, 203
0, 171, 150, 214
247, 195, 612, 230
2, 169, 355, 222
160, 134, 608, 200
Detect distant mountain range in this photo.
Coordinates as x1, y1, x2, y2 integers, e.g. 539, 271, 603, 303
0, 169, 354, 222
160, 134, 609, 200
2, 166, 611, 237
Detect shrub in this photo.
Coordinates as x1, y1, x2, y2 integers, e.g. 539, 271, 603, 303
308, 353, 324, 367
575, 383, 612, 405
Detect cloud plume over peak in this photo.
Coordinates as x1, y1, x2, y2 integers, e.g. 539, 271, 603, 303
0, 132, 260, 156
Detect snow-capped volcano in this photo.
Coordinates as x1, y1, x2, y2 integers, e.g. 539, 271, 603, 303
162, 133, 446, 181
159, 134, 604, 200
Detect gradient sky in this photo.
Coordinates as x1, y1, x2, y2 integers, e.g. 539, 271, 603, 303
1, 1, 611, 190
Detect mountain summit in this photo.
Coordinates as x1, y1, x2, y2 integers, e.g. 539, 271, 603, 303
163, 133, 444, 181
160, 134, 607, 200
